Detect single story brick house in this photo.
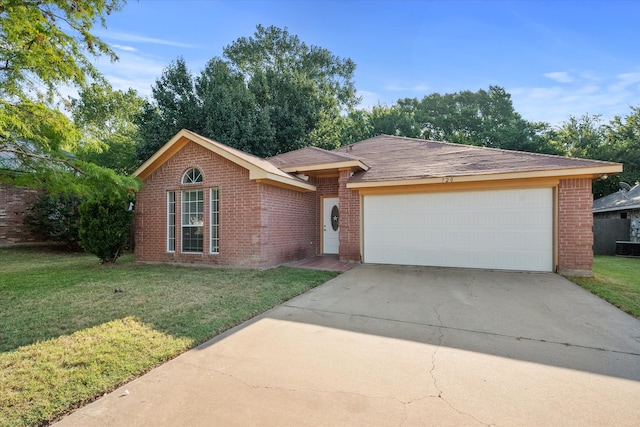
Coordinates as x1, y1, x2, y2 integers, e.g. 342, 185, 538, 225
133, 129, 621, 276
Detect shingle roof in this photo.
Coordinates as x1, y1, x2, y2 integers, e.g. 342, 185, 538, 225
268, 146, 363, 168
593, 183, 640, 213
330, 135, 621, 183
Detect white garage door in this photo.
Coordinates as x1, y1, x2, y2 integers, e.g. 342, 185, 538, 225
363, 188, 553, 272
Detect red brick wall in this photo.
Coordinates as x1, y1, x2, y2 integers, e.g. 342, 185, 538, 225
558, 178, 594, 276
258, 184, 317, 265
135, 142, 317, 267
136, 142, 262, 266
338, 170, 361, 262
0, 184, 43, 246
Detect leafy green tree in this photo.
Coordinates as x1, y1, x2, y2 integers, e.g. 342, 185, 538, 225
554, 115, 605, 159
136, 25, 359, 160
225, 25, 358, 154
79, 190, 134, 263
367, 104, 420, 138
24, 192, 82, 248
339, 109, 374, 146
552, 111, 640, 197
71, 83, 144, 174
0, 0, 136, 194
399, 86, 561, 154
599, 108, 640, 197
136, 57, 203, 163
195, 58, 275, 156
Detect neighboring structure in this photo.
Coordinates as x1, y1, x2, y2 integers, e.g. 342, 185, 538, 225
0, 183, 42, 246
592, 182, 640, 255
133, 130, 622, 276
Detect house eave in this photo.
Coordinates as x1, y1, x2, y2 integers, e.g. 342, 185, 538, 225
280, 160, 369, 177
346, 165, 623, 189
593, 204, 640, 214
255, 173, 316, 192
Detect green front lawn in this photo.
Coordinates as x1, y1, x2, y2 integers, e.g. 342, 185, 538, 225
0, 247, 338, 427
569, 256, 640, 319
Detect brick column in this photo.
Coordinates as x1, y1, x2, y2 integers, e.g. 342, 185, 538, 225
558, 178, 593, 276
338, 169, 361, 262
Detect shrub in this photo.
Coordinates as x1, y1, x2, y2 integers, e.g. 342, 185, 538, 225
79, 191, 134, 263
24, 192, 82, 248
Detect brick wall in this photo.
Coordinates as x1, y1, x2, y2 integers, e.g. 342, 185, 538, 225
135, 141, 318, 267
558, 178, 594, 276
338, 170, 361, 262
136, 142, 262, 266
258, 184, 317, 265
0, 184, 43, 246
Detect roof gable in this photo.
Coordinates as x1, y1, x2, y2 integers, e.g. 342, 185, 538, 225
133, 130, 315, 192
268, 146, 369, 176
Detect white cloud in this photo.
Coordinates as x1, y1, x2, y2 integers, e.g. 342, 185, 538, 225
98, 30, 198, 49
113, 44, 138, 52
544, 71, 574, 83
383, 83, 430, 92
609, 72, 640, 92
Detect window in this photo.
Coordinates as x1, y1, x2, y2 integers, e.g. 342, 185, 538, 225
182, 190, 204, 252
182, 168, 203, 184
167, 191, 176, 252
210, 188, 219, 253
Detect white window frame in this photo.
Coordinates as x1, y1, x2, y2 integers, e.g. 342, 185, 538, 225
182, 168, 203, 184
210, 188, 219, 254
167, 191, 176, 252
181, 189, 204, 253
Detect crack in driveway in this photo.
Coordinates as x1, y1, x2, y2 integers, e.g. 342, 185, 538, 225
282, 304, 640, 357
428, 305, 493, 426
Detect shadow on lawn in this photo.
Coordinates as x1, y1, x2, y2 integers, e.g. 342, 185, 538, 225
0, 246, 337, 354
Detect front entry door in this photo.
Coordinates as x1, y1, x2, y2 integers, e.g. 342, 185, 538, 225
322, 197, 339, 254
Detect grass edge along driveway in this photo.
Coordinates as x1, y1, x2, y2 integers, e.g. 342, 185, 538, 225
0, 247, 338, 427
568, 255, 640, 319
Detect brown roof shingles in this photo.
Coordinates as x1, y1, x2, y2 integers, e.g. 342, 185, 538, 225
268, 146, 362, 168
328, 135, 620, 182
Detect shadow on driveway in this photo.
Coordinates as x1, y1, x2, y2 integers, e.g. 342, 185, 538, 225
56, 264, 640, 426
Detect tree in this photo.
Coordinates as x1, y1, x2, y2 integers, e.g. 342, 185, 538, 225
136, 57, 204, 162
79, 190, 134, 263
136, 25, 359, 160
552, 111, 640, 198
195, 58, 275, 156
71, 83, 144, 174
339, 109, 373, 146
0, 0, 137, 195
366, 104, 420, 138
224, 25, 359, 154
400, 86, 561, 154
24, 191, 82, 248
599, 108, 640, 197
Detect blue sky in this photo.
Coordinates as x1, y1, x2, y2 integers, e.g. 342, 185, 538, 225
94, 0, 640, 125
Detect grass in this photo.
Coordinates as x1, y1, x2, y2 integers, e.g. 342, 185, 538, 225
569, 256, 640, 319
0, 247, 338, 427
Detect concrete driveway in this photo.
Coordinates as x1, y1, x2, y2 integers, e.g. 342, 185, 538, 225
56, 265, 640, 426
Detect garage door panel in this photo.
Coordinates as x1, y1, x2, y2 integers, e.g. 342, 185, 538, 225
363, 189, 553, 272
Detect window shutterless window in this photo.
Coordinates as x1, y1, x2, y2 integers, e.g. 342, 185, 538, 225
182, 168, 203, 184
210, 188, 219, 253
167, 191, 176, 252
182, 190, 204, 253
